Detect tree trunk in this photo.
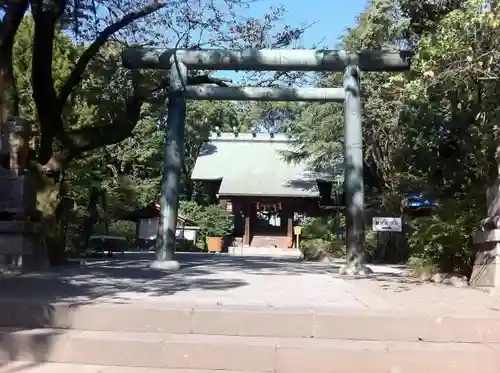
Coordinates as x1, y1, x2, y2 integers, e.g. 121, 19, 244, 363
0, 0, 27, 157
0, 50, 18, 128
33, 166, 66, 264
182, 162, 194, 200
0, 53, 14, 165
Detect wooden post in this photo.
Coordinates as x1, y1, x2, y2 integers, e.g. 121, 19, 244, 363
243, 203, 251, 246
287, 216, 293, 240
286, 206, 294, 249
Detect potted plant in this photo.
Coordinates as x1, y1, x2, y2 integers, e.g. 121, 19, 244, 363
203, 205, 233, 253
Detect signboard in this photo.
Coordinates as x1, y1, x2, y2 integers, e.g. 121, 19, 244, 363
372, 217, 402, 232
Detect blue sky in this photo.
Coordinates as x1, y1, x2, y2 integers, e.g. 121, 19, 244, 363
0, 0, 368, 85
250, 0, 366, 47
214, 0, 367, 83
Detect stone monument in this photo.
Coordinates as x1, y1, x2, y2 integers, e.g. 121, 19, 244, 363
471, 144, 500, 288
0, 117, 48, 271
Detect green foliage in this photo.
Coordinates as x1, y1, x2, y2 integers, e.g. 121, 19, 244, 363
7, 0, 497, 273
301, 214, 343, 241
179, 201, 207, 222
200, 205, 234, 237
180, 201, 234, 245
13, 17, 82, 128
407, 256, 439, 278
104, 221, 137, 243
176, 238, 202, 252
300, 239, 345, 260
1, 0, 313, 265
408, 197, 482, 275
299, 215, 345, 260
284, 0, 500, 274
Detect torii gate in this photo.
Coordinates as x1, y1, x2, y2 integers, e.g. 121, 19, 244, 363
121, 48, 410, 273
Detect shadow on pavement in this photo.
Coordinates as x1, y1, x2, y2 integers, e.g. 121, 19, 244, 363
0, 252, 407, 367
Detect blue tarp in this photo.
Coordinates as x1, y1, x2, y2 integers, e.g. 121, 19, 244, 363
405, 192, 437, 209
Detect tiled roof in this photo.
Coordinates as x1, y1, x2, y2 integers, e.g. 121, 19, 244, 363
190, 132, 341, 198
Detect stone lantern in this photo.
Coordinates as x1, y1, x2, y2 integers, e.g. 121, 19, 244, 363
0, 117, 47, 270
471, 139, 500, 289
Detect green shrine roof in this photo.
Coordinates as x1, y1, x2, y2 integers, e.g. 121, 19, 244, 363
190, 132, 341, 198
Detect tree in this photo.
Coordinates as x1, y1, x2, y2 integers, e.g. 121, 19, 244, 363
284, 72, 344, 177
397, 0, 500, 273
0, 0, 308, 263
288, 0, 500, 272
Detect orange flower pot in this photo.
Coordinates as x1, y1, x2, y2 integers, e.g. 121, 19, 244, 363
206, 236, 223, 253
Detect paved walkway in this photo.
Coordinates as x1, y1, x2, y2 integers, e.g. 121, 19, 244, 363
1, 361, 169, 372
0, 253, 499, 316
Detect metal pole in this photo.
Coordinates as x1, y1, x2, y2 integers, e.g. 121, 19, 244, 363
150, 58, 187, 271
342, 65, 370, 275
186, 86, 345, 102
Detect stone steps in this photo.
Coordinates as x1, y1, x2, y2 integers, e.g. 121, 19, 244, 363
1, 300, 500, 343
0, 328, 499, 373
250, 236, 290, 248
0, 300, 500, 372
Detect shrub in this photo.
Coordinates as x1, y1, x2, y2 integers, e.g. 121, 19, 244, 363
179, 201, 233, 248
407, 198, 481, 276
300, 238, 345, 260
107, 220, 136, 242
203, 205, 233, 237
176, 238, 202, 252
407, 256, 439, 277
299, 214, 345, 260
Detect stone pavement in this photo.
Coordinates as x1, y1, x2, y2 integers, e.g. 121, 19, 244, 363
0, 252, 499, 315
1, 361, 168, 372
228, 245, 302, 258
1, 253, 500, 373
2, 361, 250, 372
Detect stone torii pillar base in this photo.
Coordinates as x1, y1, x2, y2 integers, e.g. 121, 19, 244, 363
471, 180, 500, 289
470, 229, 500, 289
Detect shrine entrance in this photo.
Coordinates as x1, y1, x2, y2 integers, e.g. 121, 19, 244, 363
226, 198, 291, 248
247, 201, 290, 248
222, 193, 320, 249
121, 48, 410, 270
254, 202, 285, 236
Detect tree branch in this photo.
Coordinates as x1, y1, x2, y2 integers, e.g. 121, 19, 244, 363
33, 0, 165, 163
42, 73, 230, 172
57, 0, 167, 111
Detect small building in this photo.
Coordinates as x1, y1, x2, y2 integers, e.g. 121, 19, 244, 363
190, 132, 341, 249
121, 203, 200, 248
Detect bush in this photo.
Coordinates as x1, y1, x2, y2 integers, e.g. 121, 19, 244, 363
300, 238, 345, 260
407, 198, 481, 276
179, 201, 233, 248
176, 238, 202, 252
107, 220, 136, 242
299, 215, 345, 260
203, 205, 233, 237
407, 256, 438, 278
179, 200, 206, 222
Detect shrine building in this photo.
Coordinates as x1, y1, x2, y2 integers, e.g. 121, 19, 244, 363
190, 131, 342, 249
